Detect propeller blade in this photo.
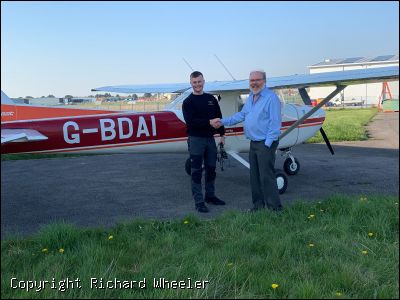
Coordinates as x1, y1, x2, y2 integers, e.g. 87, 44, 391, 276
320, 127, 335, 155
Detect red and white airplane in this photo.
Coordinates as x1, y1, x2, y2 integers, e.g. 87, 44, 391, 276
2, 66, 398, 193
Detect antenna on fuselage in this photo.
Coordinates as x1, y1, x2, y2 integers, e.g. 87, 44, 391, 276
182, 58, 195, 71
214, 54, 236, 81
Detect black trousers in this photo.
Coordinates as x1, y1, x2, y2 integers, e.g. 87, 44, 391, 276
188, 136, 217, 205
249, 140, 282, 210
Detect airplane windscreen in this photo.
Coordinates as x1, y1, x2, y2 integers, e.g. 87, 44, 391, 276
165, 89, 193, 110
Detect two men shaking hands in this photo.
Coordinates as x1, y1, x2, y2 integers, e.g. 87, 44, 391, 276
209, 118, 222, 129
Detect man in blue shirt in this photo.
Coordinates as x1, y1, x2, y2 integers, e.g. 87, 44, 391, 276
211, 70, 283, 211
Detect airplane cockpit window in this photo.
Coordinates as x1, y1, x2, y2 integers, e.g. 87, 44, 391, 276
165, 89, 192, 110
238, 94, 249, 112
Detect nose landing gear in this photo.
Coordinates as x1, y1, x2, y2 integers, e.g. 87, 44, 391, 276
281, 148, 300, 175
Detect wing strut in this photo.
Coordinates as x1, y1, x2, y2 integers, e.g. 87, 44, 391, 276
227, 150, 250, 169
280, 85, 346, 141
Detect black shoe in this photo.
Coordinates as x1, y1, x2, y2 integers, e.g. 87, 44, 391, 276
205, 196, 225, 205
195, 202, 209, 213
270, 206, 283, 213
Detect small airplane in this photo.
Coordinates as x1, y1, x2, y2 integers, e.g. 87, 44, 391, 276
2, 66, 398, 194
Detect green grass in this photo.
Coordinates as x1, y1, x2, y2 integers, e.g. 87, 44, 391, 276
2, 195, 398, 299
307, 108, 378, 143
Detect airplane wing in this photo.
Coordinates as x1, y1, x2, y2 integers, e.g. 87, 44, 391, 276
1, 129, 48, 144
92, 66, 399, 93
92, 83, 192, 94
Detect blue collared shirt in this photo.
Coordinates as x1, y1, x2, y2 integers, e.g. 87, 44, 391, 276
221, 86, 281, 147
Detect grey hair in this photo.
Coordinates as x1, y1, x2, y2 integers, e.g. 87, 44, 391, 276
250, 70, 266, 80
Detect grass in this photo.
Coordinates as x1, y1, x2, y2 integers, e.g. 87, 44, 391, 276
1, 195, 398, 299
307, 108, 378, 143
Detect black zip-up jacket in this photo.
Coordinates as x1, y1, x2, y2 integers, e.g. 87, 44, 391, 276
182, 93, 225, 137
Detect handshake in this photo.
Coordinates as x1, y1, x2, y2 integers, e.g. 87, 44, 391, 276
209, 118, 222, 129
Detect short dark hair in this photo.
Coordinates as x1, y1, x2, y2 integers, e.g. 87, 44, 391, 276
190, 71, 203, 79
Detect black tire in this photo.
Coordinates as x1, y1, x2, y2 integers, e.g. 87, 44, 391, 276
276, 171, 288, 194
283, 157, 300, 175
185, 158, 191, 176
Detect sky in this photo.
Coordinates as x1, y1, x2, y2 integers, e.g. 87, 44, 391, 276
1, 1, 399, 98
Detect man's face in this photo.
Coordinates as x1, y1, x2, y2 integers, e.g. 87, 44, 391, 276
249, 72, 265, 95
190, 75, 205, 94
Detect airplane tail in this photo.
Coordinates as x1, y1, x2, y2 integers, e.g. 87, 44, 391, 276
1, 91, 18, 122
1, 90, 15, 104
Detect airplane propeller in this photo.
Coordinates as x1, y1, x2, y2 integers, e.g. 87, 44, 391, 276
319, 127, 334, 155
295, 87, 344, 156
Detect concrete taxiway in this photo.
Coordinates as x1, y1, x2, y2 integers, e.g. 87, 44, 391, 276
1, 112, 398, 237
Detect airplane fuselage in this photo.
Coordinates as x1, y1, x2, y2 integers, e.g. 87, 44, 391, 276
1, 104, 325, 154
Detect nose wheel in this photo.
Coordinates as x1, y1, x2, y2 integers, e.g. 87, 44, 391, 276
284, 157, 300, 175
281, 148, 300, 175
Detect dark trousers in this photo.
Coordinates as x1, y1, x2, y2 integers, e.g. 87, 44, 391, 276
188, 136, 217, 204
249, 140, 282, 210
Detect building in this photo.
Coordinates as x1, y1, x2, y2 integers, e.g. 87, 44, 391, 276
28, 97, 64, 106
308, 54, 399, 106
25, 96, 96, 106
66, 97, 97, 104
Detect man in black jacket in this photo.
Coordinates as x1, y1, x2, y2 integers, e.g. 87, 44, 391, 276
182, 71, 226, 213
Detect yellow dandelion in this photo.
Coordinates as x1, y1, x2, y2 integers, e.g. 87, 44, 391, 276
227, 262, 233, 266
368, 232, 374, 237
108, 235, 113, 240
41, 248, 48, 253
320, 209, 324, 212
308, 243, 315, 247
359, 197, 367, 202
362, 250, 368, 255
59, 248, 64, 254
336, 291, 343, 296
271, 283, 279, 289
307, 214, 315, 219
183, 220, 189, 224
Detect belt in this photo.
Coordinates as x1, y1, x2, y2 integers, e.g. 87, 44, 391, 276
251, 139, 279, 143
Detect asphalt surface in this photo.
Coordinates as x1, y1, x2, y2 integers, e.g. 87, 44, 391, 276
1, 112, 399, 238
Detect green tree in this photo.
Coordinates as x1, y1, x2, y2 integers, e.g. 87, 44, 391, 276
64, 95, 73, 99
144, 93, 152, 98
47, 94, 55, 98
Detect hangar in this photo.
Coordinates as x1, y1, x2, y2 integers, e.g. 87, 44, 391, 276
308, 54, 399, 107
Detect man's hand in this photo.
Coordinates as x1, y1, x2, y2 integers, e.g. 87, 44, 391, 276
210, 118, 221, 129
219, 136, 225, 145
